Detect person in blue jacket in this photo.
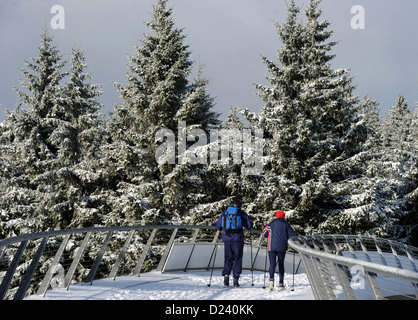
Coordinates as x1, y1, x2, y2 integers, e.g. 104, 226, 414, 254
262, 210, 294, 290
216, 204, 253, 288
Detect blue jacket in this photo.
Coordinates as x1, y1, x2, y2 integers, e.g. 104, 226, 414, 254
216, 206, 253, 243
262, 218, 294, 252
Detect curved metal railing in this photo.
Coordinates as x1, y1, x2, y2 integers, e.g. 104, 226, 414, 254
288, 235, 418, 300
0, 225, 262, 300
4, 227, 418, 300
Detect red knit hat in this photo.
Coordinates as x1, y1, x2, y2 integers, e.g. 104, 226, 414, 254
276, 210, 285, 219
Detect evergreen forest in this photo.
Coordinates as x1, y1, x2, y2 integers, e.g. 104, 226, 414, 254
1, 0, 417, 246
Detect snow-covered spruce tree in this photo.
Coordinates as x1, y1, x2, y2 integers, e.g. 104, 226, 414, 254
356, 95, 381, 148
0, 108, 43, 237
0, 31, 106, 236
381, 95, 413, 150
195, 107, 275, 228
408, 106, 418, 245
0, 29, 68, 236
254, 0, 305, 183
181, 107, 249, 226
411, 106, 418, 151
104, 0, 219, 226
156, 10, 222, 226
369, 96, 417, 244
163, 68, 222, 224
244, 1, 305, 229
298, 0, 367, 173
322, 95, 417, 243
317, 96, 382, 235
0, 120, 18, 238
175, 65, 220, 131
54, 47, 107, 229
252, 0, 369, 233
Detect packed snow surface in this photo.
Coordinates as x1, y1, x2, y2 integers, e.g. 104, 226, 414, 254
26, 270, 314, 300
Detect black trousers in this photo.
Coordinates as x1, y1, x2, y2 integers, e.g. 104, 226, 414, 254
268, 251, 286, 283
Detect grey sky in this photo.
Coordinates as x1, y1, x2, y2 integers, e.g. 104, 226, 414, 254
0, 0, 417, 123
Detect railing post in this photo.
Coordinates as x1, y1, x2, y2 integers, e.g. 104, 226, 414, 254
373, 237, 388, 266
109, 230, 135, 280
365, 270, 384, 300
411, 282, 418, 299
84, 231, 114, 285
0, 241, 27, 300
389, 240, 403, 269
37, 234, 71, 297
64, 232, 91, 289
184, 228, 200, 272
206, 230, 220, 270
404, 245, 418, 273
334, 262, 357, 300
14, 237, 48, 300
317, 259, 337, 299
310, 257, 329, 300
250, 232, 265, 271
156, 228, 178, 272
299, 254, 320, 300
358, 236, 372, 263
134, 228, 157, 276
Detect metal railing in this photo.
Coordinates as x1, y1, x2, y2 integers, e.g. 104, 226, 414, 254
288, 235, 418, 300
4, 226, 417, 300
0, 225, 262, 300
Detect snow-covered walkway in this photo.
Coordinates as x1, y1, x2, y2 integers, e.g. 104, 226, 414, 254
26, 270, 314, 300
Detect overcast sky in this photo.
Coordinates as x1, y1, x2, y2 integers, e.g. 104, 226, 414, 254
0, 0, 417, 123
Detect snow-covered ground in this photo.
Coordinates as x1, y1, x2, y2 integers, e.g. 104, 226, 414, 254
26, 270, 314, 300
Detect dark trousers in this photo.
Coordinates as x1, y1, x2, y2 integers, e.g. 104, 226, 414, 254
268, 251, 286, 283
222, 241, 244, 278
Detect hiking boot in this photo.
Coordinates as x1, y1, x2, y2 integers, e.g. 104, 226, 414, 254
269, 278, 274, 291
278, 282, 285, 291
233, 277, 240, 288
223, 275, 230, 287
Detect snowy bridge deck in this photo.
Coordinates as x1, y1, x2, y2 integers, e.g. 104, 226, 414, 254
24, 270, 313, 300
1, 225, 417, 300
